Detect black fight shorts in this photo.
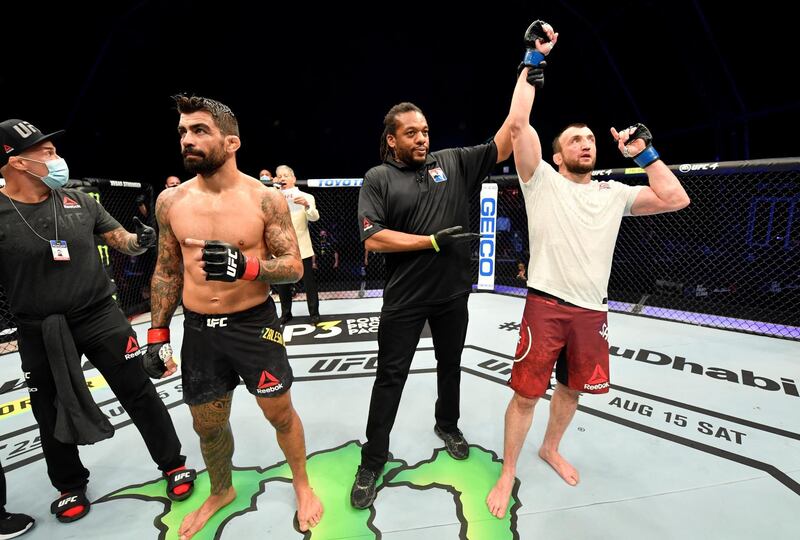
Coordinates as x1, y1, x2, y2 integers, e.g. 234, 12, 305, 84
181, 298, 293, 405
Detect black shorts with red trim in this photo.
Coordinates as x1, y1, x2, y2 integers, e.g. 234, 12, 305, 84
181, 298, 293, 405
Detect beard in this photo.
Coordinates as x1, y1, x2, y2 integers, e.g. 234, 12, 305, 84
394, 144, 427, 167
182, 145, 226, 175
563, 155, 595, 175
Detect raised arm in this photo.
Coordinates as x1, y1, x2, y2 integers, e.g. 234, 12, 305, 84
611, 123, 691, 216
150, 189, 184, 328
510, 21, 557, 183
510, 70, 544, 183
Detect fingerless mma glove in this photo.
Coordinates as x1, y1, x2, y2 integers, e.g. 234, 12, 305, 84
201, 240, 260, 282
624, 123, 661, 168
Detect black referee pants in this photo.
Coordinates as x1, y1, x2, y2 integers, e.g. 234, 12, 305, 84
18, 297, 185, 493
361, 294, 469, 472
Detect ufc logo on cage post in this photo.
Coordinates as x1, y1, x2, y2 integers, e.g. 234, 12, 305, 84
207, 317, 228, 328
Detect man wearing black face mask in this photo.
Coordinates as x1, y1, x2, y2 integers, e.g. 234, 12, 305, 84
0, 119, 195, 525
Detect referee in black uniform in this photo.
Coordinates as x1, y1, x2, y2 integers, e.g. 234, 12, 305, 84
350, 102, 512, 508
0, 119, 195, 524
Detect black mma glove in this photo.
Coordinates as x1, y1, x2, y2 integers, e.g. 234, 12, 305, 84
522, 19, 551, 67
430, 226, 478, 252
143, 327, 171, 379
623, 123, 661, 168
517, 19, 552, 88
517, 62, 546, 88
133, 216, 156, 249
201, 240, 260, 282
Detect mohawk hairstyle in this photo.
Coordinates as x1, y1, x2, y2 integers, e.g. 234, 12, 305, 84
173, 94, 239, 137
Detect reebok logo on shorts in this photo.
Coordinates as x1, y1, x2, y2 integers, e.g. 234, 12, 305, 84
584, 364, 609, 391
124, 336, 144, 360
256, 370, 284, 394
126, 336, 140, 354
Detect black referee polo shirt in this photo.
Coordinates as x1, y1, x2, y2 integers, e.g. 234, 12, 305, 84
357, 142, 497, 311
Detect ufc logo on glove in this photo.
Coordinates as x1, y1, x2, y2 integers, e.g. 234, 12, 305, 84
226, 249, 239, 278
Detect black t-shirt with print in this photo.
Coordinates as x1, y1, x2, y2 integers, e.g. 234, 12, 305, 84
357, 142, 497, 310
0, 188, 121, 319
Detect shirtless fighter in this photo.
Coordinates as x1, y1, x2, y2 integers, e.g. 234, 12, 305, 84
144, 95, 323, 539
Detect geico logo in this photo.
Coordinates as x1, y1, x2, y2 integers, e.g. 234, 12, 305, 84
207, 317, 228, 328
58, 496, 78, 507
479, 238, 495, 276
479, 196, 496, 277
174, 472, 192, 481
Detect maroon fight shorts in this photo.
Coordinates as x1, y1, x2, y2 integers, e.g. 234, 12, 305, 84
509, 289, 610, 398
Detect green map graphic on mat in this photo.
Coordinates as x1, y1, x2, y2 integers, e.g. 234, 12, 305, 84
98, 440, 520, 539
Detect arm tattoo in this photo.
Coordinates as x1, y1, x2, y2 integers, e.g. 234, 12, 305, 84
189, 393, 234, 493
257, 191, 303, 284
150, 191, 184, 327
101, 227, 146, 255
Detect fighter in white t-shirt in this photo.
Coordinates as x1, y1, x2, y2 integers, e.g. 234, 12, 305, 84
487, 22, 691, 520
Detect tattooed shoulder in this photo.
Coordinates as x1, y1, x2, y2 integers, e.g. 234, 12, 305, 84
259, 187, 290, 219
155, 187, 181, 229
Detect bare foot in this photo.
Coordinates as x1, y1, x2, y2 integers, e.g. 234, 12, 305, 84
486, 473, 515, 519
539, 448, 579, 486
178, 487, 236, 540
295, 484, 323, 532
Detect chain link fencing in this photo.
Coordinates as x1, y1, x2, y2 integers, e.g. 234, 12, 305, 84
2, 158, 797, 356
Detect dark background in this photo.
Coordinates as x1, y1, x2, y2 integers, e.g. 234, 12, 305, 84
2, 1, 796, 188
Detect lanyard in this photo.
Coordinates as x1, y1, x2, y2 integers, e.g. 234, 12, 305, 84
6, 192, 59, 243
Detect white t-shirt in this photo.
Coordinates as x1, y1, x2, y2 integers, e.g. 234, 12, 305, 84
520, 161, 643, 311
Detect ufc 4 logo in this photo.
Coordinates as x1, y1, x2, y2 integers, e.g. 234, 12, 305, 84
206, 317, 228, 328
226, 249, 238, 278
58, 496, 78, 507
173, 471, 192, 482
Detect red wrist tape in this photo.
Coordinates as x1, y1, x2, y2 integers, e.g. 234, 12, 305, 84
241, 256, 260, 281
148, 327, 170, 343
